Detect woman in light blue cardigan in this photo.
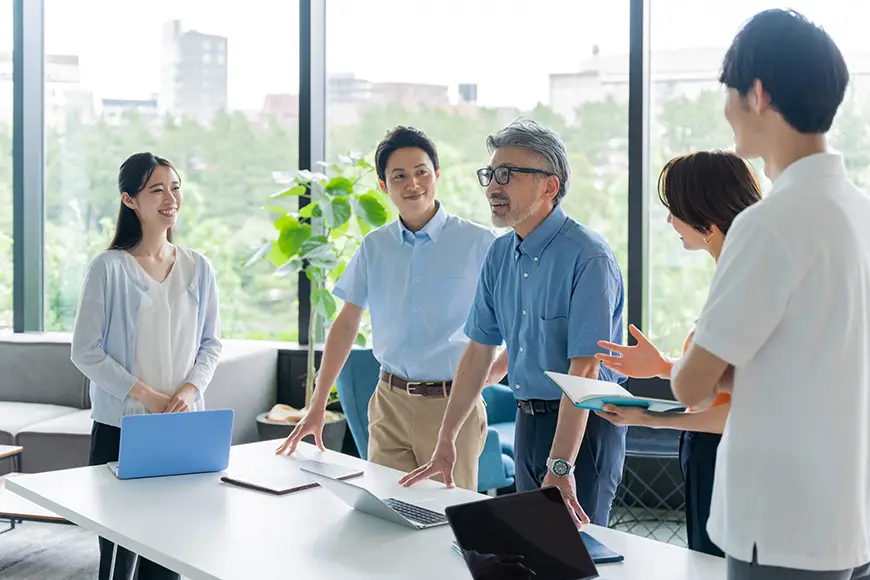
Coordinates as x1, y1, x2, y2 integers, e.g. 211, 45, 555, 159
71, 152, 221, 580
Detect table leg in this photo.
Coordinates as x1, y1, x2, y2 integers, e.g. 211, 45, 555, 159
109, 543, 118, 580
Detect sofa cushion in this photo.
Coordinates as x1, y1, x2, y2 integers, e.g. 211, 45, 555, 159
0, 333, 89, 408
17, 409, 93, 473
0, 402, 80, 446
489, 421, 516, 459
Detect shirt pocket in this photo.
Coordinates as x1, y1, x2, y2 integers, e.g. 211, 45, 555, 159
539, 315, 569, 369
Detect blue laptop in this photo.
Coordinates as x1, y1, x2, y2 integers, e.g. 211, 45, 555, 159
107, 409, 234, 479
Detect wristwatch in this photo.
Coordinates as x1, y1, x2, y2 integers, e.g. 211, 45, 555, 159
546, 457, 575, 478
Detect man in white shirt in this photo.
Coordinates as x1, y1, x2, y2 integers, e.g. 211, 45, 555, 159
670, 9, 870, 580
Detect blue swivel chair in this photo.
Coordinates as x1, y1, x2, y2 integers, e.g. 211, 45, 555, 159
335, 348, 515, 493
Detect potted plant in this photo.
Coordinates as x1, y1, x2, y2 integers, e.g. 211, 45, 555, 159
247, 154, 390, 449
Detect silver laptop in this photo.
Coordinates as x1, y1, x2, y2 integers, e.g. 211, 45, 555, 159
301, 467, 448, 530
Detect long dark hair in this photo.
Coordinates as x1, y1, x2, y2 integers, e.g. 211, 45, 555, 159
108, 152, 178, 250
657, 150, 762, 236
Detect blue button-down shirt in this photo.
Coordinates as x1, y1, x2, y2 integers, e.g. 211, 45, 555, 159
334, 203, 496, 381
465, 205, 625, 400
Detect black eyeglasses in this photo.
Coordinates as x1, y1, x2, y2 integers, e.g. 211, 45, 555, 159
476, 166, 555, 187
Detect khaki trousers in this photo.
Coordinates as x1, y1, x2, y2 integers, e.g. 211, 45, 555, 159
367, 380, 487, 491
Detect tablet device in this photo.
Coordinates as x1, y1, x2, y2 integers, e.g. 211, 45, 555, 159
221, 459, 363, 495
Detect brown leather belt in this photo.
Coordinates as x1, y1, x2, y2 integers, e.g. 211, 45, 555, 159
379, 369, 453, 397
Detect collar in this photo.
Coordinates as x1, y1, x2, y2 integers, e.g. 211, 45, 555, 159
513, 205, 568, 260
768, 152, 846, 198
394, 201, 448, 244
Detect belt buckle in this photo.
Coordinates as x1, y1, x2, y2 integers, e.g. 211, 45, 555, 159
405, 382, 424, 396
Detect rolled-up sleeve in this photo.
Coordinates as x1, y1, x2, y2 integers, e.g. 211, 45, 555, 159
567, 256, 623, 359
332, 238, 369, 309
464, 249, 503, 346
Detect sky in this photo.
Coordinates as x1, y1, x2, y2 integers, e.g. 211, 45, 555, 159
1, 0, 869, 111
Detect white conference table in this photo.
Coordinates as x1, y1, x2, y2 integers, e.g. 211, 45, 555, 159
7, 440, 725, 579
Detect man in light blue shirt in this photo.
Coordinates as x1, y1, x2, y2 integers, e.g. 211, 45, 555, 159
401, 119, 626, 527
277, 126, 506, 491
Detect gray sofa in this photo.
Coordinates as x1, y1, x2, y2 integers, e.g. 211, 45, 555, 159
0, 333, 278, 476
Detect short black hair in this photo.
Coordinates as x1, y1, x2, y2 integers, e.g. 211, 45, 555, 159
658, 150, 761, 236
719, 9, 849, 134
374, 126, 439, 183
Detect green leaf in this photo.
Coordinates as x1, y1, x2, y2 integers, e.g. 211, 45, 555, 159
305, 265, 326, 284
299, 235, 329, 256
244, 241, 272, 268
269, 240, 288, 267
274, 258, 303, 278
356, 215, 373, 236
324, 176, 355, 197
311, 288, 337, 320
273, 215, 296, 232
297, 169, 328, 183
354, 193, 389, 226
329, 262, 347, 283
263, 205, 287, 216
269, 185, 307, 199
298, 202, 319, 219
321, 196, 352, 229
277, 220, 312, 259
354, 333, 367, 347
301, 237, 339, 270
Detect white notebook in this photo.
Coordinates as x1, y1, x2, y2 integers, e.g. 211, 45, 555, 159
544, 371, 684, 413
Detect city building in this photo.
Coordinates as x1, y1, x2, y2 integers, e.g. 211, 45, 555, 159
159, 19, 228, 124
101, 96, 159, 127
0, 52, 94, 132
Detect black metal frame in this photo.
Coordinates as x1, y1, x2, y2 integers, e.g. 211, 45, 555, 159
10, 0, 663, 386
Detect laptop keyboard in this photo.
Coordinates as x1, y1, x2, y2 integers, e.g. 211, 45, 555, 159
382, 497, 447, 525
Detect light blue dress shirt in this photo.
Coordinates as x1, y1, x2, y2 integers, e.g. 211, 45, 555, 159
333, 203, 496, 381
465, 205, 625, 400
70, 248, 222, 428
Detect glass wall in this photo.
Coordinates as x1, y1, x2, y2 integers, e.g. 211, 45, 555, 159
43, 0, 301, 339
0, 0, 11, 330
648, 0, 869, 355
325, 0, 630, 340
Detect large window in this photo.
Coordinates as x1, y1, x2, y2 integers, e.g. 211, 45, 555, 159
0, 1, 11, 330
43, 0, 300, 339
326, 1, 630, 338
648, 0, 868, 355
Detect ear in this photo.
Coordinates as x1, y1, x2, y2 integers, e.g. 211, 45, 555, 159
434, 170, 440, 181
121, 192, 137, 211
543, 175, 560, 202
750, 79, 772, 114
378, 179, 388, 195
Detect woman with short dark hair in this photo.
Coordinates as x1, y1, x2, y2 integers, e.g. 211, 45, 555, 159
594, 150, 761, 557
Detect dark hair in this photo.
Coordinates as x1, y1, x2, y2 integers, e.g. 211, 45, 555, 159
108, 152, 178, 250
719, 9, 849, 134
374, 126, 440, 183
657, 150, 762, 236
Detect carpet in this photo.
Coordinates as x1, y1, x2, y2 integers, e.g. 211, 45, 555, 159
0, 520, 98, 579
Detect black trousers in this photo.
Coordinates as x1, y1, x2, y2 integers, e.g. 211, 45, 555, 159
88, 422, 180, 580
679, 430, 725, 558
514, 406, 626, 526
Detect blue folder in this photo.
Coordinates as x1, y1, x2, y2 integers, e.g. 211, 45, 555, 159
580, 531, 624, 564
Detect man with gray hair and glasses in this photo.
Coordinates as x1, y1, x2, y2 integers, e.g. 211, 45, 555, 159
400, 119, 627, 527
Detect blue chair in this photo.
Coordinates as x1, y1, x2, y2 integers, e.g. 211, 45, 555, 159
335, 348, 515, 493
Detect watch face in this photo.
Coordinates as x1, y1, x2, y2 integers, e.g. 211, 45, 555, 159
553, 460, 570, 477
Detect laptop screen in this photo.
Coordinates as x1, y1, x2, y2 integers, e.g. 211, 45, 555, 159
445, 487, 598, 580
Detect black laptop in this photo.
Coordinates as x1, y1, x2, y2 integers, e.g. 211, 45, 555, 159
445, 487, 601, 580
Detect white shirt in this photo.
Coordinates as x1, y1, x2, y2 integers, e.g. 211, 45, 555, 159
124, 247, 202, 416
693, 153, 870, 570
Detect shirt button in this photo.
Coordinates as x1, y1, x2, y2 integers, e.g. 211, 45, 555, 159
515, 384, 521, 390
522, 310, 527, 316
520, 346, 524, 352
533, 257, 538, 262
523, 272, 529, 278
414, 307, 419, 312
414, 277, 419, 282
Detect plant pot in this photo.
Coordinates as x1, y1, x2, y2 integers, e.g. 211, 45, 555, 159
255, 412, 348, 452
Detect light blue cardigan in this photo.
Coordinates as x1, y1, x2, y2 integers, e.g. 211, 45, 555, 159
70, 248, 222, 428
